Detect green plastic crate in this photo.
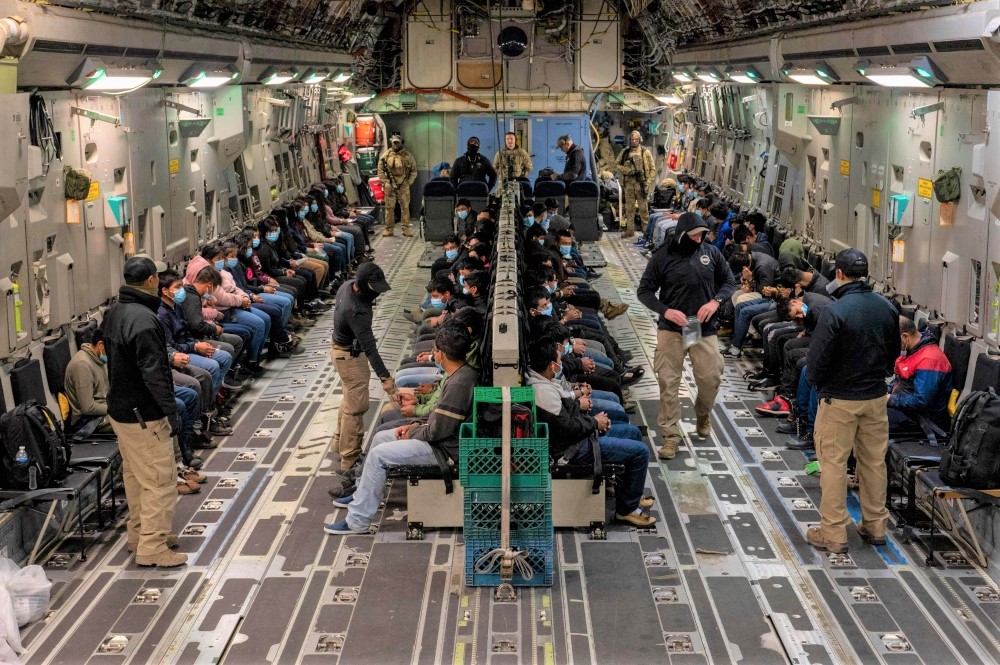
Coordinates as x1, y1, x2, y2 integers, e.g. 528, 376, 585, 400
463, 485, 552, 541
471, 387, 536, 436
459, 422, 550, 488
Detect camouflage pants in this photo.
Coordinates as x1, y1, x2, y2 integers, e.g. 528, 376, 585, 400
622, 180, 648, 233
384, 186, 411, 231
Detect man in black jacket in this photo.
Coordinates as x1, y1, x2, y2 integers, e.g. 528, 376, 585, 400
805, 249, 900, 554
450, 137, 497, 191
553, 135, 587, 183
638, 212, 737, 460
102, 256, 186, 568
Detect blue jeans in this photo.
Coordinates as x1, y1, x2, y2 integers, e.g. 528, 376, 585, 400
321, 242, 346, 275
334, 231, 355, 258
584, 351, 614, 370
252, 303, 287, 343
592, 399, 629, 423
395, 368, 442, 388
187, 348, 232, 395
229, 309, 266, 361
346, 429, 439, 530
606, 422, 642, 440
572, 434, 649, 515
732, 299, 774, 349
259, 292, 292, 327
174, 385, 200, 463
796, 365, 819, 430
590, 390, 620, 404
221, 322, 254, 362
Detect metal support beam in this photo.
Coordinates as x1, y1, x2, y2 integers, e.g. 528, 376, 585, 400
830, 96, 859, 111
911, 101, 945, 120
70, 106, 120, 127
159, 99, 201, 116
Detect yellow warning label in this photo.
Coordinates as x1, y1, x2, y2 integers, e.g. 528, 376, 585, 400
872, 188, 882, 209
85, 181, 99, 202
169, 158, 181, 175
839, 160, 850, 176
892, 239, 905, 263
917, 178, 933, 199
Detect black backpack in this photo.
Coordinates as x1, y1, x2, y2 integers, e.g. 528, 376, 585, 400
939, 389, 1000, 489
0, 401, 72, 490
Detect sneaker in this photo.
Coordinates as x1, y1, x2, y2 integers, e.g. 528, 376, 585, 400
633, 236, 649, 246
136, 550, 188, 567
696, 415, 711, 437
857, 524, 886, 546
657, 436, 680, 460
805, 526, 848, 554
620, 367, 645, 386
328, 482, 356, 499
615, 512, 657, 528
323, 519, 370, 535
193, 436, 221, 450
755, 395, 791, 417
619, 349, 634, 363
222, 378, 245, 393
723, 346, 742, 359
128, 533, 179, 553
185, 455, 204, 469
749, 377, 780, 391
786, 431, 814, 451
332, 494, 353, 508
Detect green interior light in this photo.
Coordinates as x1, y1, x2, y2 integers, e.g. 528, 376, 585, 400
915, 67, 932, 78
816, 69, 828, 78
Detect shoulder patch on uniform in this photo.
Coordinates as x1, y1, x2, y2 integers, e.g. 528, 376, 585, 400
700, 255, 711, 266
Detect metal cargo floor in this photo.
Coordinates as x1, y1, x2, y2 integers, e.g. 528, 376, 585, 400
20, 234, 1000, 665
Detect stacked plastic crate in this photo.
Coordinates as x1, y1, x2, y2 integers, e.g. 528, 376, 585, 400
462, 387, 554, 587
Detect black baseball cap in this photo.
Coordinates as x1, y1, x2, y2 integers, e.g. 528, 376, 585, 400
122, 256, 160, 285
356, 262, 391, 294
674, 211, 709, 242
835, 248, 869, 277
467, 136, 480, 146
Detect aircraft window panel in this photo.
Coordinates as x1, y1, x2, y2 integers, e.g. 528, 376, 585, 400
168, 126, 178, 146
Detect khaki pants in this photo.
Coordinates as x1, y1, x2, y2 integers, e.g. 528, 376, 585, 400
814, 396, 889, 544
331, 343, 371, 471
384, 186, 411, 232
109, 416, 177, 557
301, 257, 328, 287
653, 330, 724, 441
622, 181, 648, 234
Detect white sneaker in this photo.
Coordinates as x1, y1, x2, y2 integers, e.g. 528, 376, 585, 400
724, 346, 741, 359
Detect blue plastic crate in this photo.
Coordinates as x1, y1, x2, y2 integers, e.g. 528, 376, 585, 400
458, 422, 550, 489
464, 534, 554, 587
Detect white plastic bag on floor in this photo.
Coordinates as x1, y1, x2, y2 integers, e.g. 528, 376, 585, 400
0, 586, 23, 658
5, 563, 50, 627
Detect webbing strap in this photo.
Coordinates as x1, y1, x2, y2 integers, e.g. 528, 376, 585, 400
499, 387, 513, 581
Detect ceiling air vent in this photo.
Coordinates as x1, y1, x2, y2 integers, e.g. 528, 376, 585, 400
890, 43, 930, 55
784, 49, 856, 60
856, 46, 891, 57
32, 40, 85, 55
933, 39, 985, 53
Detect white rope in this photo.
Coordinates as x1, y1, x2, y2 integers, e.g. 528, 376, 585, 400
474, 545, 536, 580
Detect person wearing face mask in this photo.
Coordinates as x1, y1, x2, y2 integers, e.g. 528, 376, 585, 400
453, 199, 475, 238
450, 136, 497, 191
325, 321, 478, 535
330, 262, 397, 479
102, 257, 186, 568
526, 338, 655, 528
616, 130, 656, 239
65, 328, 113, 435
376, 135, 418, 237
493, 131, 532, 188
543, 198, 570, 234
886, 316, 952, 433
637, 212, 737, 461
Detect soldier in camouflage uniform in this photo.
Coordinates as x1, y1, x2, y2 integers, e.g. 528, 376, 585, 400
616, 130, 656, 239
493, 132, 533, 188
377, 135, 417, 237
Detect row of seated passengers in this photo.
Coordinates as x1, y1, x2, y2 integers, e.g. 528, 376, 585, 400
323, 208, 656, 535
62, 178, 376, 493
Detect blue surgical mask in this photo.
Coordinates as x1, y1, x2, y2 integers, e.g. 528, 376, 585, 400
99, 353, 108, 363
202, 292, 211, 301
337, 185, 345, 194
445, 249, 459, 261
310, 203, 318, 213
172, 288, 187, 304
563, 341, 572, 355
544, 283, 554, 294
226, 258, 239, 269
214, 260, 225, 271
539, 303, 553, 316
252, 238, 261, 248
559, 245, 572, 257
458, 274, 466, 287
434, 362, 444, 372
801, 303, 810, 317
554, 362, 564, 380
430, 297, 444, 309
541, 219, 550, 231
536, 238, 545, 246
322, 188, 328, 196
245, 248, 253, 258
266, 231, 280, 242
457, 210, 469, 220
462, 287, 470, 295
297, 209, 307, 219
523, 216, 534, 227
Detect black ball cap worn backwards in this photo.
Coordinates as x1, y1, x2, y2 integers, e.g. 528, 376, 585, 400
835, 248, 869, 277
356, 262, 391, 294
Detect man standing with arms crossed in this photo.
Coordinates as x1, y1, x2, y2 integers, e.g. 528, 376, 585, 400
637, 212, 737, 461
616, 130, 655, 239
331, 262, 397, 480
493, 131, 532, 188
805, 249, 899, 553
103, 256, 185, 567
377, 135, 417, 237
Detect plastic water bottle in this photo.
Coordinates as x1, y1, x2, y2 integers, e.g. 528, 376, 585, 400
14, 446, 27, 465
682, 316, 702, 350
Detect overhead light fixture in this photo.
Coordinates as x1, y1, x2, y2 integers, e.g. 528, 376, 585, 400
343, 94, 375, 105
300, 68, 331, 84
696, 67, 723, 83
654, 93, 683, 105
179, 63, 239, 88
332, 70, 352, 84
259, 66, 299, 85
66, 57, 160, 92
672, 69, 694, 83
855, 56, 948, 88
783, 61, 839, 86
725, 65, 764, 84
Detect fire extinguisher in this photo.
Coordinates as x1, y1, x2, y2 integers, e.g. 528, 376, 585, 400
11, 279, 22, 335
667, 150, 678, 170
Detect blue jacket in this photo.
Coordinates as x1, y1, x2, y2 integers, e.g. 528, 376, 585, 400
157, 301, 197, 354
889, 331, 952, 426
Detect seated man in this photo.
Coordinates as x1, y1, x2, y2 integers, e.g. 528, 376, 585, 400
526, 336, 655, 528
724, 249, 781, 358
64, 329, 112, 434
325, 321, 479, 535
888, 316, 952, 432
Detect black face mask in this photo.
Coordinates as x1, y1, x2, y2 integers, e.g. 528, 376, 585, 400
676, 232, 702, 256
358, 282, 379, 302
467, 144, 479, 156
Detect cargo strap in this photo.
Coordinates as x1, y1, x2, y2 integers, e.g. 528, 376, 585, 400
499, 387, 513, 582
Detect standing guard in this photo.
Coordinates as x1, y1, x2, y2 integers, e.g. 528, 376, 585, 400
616, 130, 656, 239
377, 135, 417, 237
493, 131, 533, 188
